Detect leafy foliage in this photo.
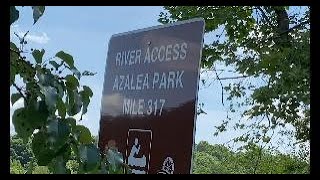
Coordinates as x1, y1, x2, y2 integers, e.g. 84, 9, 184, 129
159, 6, 310, 148
10, 159, 26, 174
10, 135, 33, 167
193, 141, 309, 174
32, 166, 51, 174
10, 6, 19, 26
32, 6, 45, 24
10, 6, 127, 174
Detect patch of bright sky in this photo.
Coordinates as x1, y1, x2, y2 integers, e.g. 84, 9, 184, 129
10, 6, 308, 154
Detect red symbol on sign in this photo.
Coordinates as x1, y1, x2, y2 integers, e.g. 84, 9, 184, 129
125, 129, 152, 174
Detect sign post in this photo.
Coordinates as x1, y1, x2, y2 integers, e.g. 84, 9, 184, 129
99, 18, 205, 174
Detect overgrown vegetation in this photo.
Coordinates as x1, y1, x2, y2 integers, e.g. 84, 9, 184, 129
10, 6, 125, 174
193, 141, 309, 174
10, 6, 310, 174
10, 136, 309, 174
159, 6, 310, 158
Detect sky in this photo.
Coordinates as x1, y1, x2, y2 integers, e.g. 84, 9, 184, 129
10, 6, 308, 154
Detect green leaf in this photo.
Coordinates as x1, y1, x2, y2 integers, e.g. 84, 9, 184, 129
11, 93, 22, 105
61, 145, 72, 163
51, 156, 67, 174
10, 6, 19, 25
65, 75, 79, 90
10, 42, 19, 86
37, 72, 52, 86
67, 91, 82, 116
56, 51, 74, 68
106, 149, 124, 172
40, 86, 58, 110
83, 86, 93, 97
10, 65, 16, 86
74, 125, 92, 144
66, 117, 76, 132
27, 100, 49, 128
71, 67, 81, 80
49, 61, 60, 70
10, 42, 19, 52
32, 6, 45, 24
47, 118, 71, 150
53, 80, 65, 98
80, 92, 90, 115
25, 159, 35, 174
66, 90, 75, 116
80, 86, 93, 115
12, 108, 34, 142
32, 49, 45, 64
57, 98, 66, 118
67, 89, 75, 107
79, 144, 100, 172
32, 131, 55, 166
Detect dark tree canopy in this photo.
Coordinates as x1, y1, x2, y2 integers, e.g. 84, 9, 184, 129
159, 6, 310, 148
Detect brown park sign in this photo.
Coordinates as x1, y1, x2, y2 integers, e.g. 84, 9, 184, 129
98, 18, 205, 174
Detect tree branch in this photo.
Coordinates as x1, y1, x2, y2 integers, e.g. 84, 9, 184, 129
243, 18, 309, 48
265, 19, 310, 42
12, 83, 27, 103
213, 66, 225, 106
219, 75, 249, 80
255, 6, 273, 27
280, 19, 310, 35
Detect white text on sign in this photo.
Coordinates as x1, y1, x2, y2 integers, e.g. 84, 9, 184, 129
112, 71, 184, 91
115, 42, 187, 66
123, 98, 166, 116
113, 42, 189, 117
